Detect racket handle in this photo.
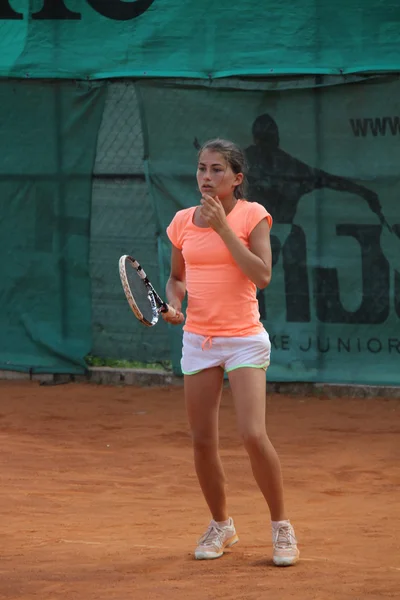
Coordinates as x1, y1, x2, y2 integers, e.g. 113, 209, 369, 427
162, 304, 184, 324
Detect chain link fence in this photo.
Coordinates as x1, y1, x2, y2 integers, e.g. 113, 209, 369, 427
89, 82, 171, 367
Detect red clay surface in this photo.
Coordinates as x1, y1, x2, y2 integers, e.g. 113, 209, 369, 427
0, 380, 399, 599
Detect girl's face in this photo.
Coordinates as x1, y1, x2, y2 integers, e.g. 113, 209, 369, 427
197, 150, 243, 200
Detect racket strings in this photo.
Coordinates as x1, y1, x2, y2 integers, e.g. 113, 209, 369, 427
126, 263, 157, 323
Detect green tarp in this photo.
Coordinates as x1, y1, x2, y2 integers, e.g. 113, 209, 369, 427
138, 76, 400, 385
0, 80, 106, 373
0, 1, 400, 79
1, 72, 399, 382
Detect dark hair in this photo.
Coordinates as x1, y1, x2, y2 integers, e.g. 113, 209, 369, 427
198, 138, 247, 199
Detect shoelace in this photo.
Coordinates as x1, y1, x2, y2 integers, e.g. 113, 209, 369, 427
198, 525, 225, 547
273, 525, 297, 549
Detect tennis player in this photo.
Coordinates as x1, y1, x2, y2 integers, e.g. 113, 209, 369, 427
163, 138, 299, 566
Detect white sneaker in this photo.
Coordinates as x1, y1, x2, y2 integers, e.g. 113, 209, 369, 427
272, 521, 300, 566
195, 518, 239, 560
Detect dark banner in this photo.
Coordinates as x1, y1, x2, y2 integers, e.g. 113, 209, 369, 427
138, 77, 400, 385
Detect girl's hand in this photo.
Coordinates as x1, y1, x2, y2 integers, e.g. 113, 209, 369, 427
161, 299, 184, 325
200, 194, 229, 234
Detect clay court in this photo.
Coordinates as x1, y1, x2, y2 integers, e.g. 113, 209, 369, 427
1, 380, 399, 599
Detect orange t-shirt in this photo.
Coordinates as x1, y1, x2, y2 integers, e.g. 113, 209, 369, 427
166, 200, 272, 337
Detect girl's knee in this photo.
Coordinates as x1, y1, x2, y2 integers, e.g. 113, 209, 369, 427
192, 433, 218, 454
240, 429, 268, 453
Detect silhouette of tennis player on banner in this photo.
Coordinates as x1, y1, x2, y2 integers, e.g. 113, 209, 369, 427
243, 114, 391, 319
244, 114, 390, 229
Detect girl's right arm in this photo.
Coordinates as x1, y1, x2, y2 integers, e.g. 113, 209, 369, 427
163, 245, 186, 323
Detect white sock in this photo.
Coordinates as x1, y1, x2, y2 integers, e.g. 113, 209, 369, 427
215, 518, 231, 528
271, 519, 290, 530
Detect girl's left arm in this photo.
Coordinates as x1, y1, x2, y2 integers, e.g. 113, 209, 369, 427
218, 219, 272, 289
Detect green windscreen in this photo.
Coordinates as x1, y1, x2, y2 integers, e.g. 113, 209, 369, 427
137, 76, 400, 385
0, 80, 106, 373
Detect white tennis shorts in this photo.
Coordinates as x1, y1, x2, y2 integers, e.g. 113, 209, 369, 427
181, 330, 271, 375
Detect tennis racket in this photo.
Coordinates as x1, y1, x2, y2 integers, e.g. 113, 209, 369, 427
119, 255, 183, 327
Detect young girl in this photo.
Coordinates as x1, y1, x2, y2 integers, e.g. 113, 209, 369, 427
163, 138, 299, 566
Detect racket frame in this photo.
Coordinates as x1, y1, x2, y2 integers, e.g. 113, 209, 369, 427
119, 255, 171, 327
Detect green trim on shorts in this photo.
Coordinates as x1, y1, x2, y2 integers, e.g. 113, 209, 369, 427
182, 368, 203, 376
183, 362, 270, 375
225, 361, 270, 373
